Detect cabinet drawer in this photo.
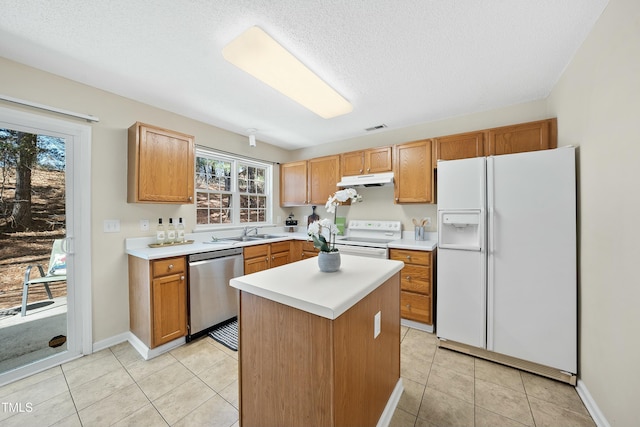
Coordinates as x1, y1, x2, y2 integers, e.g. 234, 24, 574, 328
271, 241, 290, 254
389, 249, 431, 266
244, 244, 269, 259
401, 291, 431, 324
301, 240, 318, 252
400, 265, 431, 295
152, 257, 185, 277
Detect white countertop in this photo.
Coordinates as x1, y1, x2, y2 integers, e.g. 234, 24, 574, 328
125, 229, 437, 260
388, 238, 437, 251
230, 255, 404, 320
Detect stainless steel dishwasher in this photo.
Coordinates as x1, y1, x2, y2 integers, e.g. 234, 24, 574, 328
187, 247, 243, 341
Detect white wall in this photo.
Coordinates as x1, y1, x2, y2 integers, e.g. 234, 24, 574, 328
547, 0, 640, 425
0, 57, 292, 342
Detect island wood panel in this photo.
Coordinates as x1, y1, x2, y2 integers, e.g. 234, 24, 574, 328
239, 292, 334, 427
238, 273, 400, 427
333, 274, 400, 427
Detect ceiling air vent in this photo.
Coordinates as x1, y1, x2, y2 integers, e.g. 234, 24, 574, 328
365, 124, 387, 132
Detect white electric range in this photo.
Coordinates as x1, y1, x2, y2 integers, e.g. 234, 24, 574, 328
334, 220, 402, 259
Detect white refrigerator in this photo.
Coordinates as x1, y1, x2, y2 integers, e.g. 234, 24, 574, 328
436, 147, 577, 375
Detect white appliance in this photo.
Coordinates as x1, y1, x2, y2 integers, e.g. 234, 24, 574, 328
436, 147, 577, 379
334, 220, 402, 259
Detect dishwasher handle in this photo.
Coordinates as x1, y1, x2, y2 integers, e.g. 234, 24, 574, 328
188, 247, 243, 263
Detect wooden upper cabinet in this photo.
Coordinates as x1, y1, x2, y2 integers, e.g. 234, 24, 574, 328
394, 140, 434, 204
280, 155, 340, 206
307, 155, 341, 206
487, 118, 557, 156
341, 146, 392, 176
128, 122, 195, 204
433, 131, 485, 167
280, 161, 308, 206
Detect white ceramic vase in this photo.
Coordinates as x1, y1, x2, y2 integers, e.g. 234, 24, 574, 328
318, 251, 341, 272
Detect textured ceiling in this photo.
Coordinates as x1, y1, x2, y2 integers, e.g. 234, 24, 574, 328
0, 0, 608, 150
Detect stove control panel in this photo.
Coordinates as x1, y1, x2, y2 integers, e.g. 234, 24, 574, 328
347, 220, 402, 232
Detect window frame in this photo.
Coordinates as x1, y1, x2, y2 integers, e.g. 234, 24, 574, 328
195, 146, 273, 229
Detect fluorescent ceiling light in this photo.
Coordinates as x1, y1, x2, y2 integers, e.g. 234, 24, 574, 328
223, 26, 352, 119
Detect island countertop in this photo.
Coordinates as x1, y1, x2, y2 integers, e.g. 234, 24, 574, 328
230, 254, 404, 320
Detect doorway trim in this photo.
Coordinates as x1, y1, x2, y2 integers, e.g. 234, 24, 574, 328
0, 105, 92, 385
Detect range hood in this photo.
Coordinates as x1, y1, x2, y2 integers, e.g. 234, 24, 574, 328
337, 172, 394, 187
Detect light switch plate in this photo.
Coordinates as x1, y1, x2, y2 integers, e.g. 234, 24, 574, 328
374, 311, 381, 338
103, 219, 120, 233
140, 219, 150, 231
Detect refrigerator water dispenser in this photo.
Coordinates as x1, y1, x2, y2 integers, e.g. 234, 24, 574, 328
438, 210, 483, 251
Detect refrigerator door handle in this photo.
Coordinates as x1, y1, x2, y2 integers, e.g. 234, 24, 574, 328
486, 156, 495, 350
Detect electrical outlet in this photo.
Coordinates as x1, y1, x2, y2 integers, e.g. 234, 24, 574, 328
103, 219, 120, 233
140, 219, 150, 231
374, 311, 381, 338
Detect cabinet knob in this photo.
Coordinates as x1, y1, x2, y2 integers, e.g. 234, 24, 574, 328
406, 276, 411, 280
406, 304, 411, 309
367, 168, 370, 172
272, 256, 275, 260
395, 197, 399, 201
406, 255, 411, 260
359, 169, 363, 173
188, 196, 193, 201
168, 264, 174, 270
180, 276, 185, 281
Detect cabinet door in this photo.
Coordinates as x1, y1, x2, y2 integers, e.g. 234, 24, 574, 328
308, 155, 341, 205
341, 151, 365, 176
271, 251, 290, 268
434, 131, 485, 166
280, 161, 308, 206
365, 146, 393, 173
128, 122, 195, 204
244, 256, 269, 274
244, 244, 270, 274
487, 118, 557, 156
394, 140, 434, 203
152, 273, 187, 347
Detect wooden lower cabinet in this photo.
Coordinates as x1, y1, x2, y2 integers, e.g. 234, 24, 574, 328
129, 255, 188, 348
244, 241, 291, 273
389, 248, 435, 325
238, 273, 400, 427
290, 240, 319, 262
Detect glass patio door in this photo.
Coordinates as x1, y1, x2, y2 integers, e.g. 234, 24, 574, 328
0, 106, 91, 385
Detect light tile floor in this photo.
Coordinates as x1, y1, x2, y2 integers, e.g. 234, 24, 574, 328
0, 326, 595, 426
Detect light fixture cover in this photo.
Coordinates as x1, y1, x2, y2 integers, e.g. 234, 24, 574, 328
223, 26, 352, 119
249, 134, 256, 147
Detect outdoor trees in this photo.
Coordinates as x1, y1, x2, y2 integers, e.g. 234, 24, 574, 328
0, 129, 64, 231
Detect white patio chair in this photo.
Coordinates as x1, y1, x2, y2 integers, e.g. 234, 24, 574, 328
21, 239, 67, 316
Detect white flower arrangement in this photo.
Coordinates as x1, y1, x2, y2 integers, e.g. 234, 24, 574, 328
307, 218, 339, 252
325, 188, 362, 213
308, 188, 362, 252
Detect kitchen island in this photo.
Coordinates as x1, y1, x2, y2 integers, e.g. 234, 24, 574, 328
230, 254, 404, 427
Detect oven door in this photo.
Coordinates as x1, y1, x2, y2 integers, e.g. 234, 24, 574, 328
334, 243, 388, 259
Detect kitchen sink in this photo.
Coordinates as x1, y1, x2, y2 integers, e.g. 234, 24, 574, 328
221, 236, 261, 242
251, 234, 282, 239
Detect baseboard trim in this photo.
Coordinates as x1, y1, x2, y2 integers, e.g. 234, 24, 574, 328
377, 378, 404, 427
92, 332, 129, 353
401, 319, 433, 333
127, 332, 185, 360
576, 380, 610, 427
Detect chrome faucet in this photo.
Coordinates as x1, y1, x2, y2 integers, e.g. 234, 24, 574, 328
242, 226, 259, 237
